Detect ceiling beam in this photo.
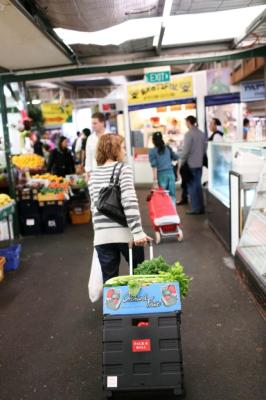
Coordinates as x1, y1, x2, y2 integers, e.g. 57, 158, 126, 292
1, 45, 266, 83
233, 9, 266, 49
156, 25, 166, 56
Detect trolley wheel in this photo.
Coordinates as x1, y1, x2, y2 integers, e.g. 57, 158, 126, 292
155, 231, 161, 244
177, 228, 183, 242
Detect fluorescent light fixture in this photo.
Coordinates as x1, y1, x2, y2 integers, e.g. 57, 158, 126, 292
32, 99, 41, 105
158, 5, 266, 46
54, 5, 265, 48
55, 18, 161, 46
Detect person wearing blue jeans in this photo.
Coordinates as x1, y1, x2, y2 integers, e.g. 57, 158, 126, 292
149, 132, 179, 204
180, 116, 207, 215
188, 167, 204, 214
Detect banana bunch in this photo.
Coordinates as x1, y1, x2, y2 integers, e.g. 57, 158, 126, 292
12, 154, 45, 170
0, 193, 13, 207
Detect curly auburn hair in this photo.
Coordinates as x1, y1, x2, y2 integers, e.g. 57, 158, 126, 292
96, 134, 124, 165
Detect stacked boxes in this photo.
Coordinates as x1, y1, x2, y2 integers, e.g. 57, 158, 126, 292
102, 283, 185, 397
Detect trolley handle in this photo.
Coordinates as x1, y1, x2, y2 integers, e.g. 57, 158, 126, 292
129, 240, 153, 276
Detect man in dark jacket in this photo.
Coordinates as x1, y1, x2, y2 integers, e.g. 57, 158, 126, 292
180, 116, 207, 215
47, 136, 75, 177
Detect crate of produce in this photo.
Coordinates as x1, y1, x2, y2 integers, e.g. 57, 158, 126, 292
16, 187, 38, 201
0, 244, 22, 272
103, 312, 184, 397
41, 202, 66, 234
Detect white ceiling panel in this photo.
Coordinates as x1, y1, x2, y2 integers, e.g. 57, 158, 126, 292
0, 0, 71, 70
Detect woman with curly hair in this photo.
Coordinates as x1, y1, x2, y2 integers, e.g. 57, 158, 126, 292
89, 134, 150, 282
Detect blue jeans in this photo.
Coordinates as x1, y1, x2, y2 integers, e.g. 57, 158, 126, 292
187, 168, 204, 212
95, 243, 144, 283
158, 170, 176, 204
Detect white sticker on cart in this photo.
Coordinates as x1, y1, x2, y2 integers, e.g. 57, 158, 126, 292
107, 376, 118, 388
26, 219, 35, 226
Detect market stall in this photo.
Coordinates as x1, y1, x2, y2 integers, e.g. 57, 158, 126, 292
127, 74, 201, 184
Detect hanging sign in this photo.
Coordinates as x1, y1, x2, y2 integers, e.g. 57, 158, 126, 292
145, 66, 171, 83
41, 102, 73, 126
240, 80, 265, 102
128, 76, 193, 105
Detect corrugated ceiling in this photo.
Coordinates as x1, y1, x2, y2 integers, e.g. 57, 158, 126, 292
35, 0, 266, 31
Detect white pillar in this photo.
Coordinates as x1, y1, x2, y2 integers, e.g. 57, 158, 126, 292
122, 84, 133, 166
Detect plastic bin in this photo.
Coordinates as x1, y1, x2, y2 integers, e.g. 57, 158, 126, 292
103, 312, 184, 398
41, 202, 66, 234
0, 244, 22, 272
20, 213, 42, 235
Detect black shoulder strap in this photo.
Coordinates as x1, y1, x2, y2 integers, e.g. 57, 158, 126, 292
110, 162, 124, 184
115, 163, 124, 185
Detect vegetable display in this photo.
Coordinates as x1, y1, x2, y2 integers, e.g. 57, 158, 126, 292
104, 257, 192, 297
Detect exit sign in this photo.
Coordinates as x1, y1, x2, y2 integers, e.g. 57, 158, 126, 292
144, 66, 171, 83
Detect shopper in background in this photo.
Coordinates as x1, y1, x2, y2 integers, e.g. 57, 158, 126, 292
81, 128, 91, 167
89, 134, 149, 282
243, 118, 250, 141
72, 131, 82, 163
203, 117, 224, 168
180, 116, 207, 215
85, 113, 106, 179
208, 118, 224, 142
47, 136, 75, 177
149, 132, 179, 204
33, 134, 44, 157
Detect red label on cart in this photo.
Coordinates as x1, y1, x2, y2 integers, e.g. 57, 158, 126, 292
132, 339, 151, 352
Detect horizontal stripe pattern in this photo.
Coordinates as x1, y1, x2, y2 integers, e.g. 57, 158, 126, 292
89, 162, 145, 245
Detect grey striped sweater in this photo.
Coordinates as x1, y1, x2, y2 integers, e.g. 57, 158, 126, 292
89, 162, 145, 246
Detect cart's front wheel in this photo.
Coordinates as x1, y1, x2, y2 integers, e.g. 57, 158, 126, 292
155, 231, 161, 244
177, 228, 183, 242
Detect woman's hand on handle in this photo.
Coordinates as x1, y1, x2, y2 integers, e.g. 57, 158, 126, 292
134, 235, 153, 247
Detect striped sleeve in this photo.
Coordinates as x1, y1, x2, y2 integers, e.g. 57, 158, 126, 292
119, 164, 146, 241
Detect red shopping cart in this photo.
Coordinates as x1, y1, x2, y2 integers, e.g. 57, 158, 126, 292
147, 188, 183, 244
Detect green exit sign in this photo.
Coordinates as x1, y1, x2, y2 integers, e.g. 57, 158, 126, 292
145, 70, 171, 83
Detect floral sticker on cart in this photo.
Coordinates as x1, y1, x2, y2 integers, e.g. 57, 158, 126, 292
106, 288, 121, 310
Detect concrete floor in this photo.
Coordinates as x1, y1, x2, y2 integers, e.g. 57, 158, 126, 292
0, 189, 265, 400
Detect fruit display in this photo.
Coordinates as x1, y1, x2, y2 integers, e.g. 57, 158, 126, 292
0, 194, 13, 208
66, 174, 87, 189
12, 154, 45, 170
37, 186, 65, 201
104, 257, 192, 297
32, 173, 65, 183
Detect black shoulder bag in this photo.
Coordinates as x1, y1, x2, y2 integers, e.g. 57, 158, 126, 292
96, 163, 127, 227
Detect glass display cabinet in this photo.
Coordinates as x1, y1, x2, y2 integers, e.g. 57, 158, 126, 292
207, 141, 266, 250
235, 164, 266, 308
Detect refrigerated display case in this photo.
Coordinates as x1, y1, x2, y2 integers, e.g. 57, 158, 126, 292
207, 142, 266, 249
235, 164, 266, 308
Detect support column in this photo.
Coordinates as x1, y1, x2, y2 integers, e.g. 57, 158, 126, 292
0, 78, 19, 237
